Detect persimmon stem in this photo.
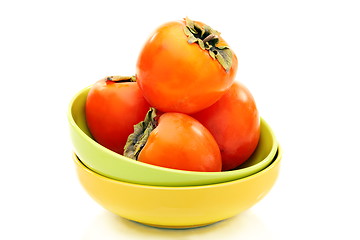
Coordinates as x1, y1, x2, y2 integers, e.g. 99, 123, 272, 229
106, 76, 136, 83
124, 108, 158, 160
183, 17, 233, 72
203, 34, 218, 43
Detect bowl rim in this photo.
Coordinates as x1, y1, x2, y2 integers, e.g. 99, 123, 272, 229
73, 145, 282, 190
68, 86, 279, 177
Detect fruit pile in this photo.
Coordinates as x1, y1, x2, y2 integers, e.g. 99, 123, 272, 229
85, 17, 260, 172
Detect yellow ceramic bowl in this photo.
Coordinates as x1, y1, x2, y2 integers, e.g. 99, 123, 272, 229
74, 146, 282, 228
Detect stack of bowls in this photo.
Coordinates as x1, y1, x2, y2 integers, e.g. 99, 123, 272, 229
68, 86, 282, 228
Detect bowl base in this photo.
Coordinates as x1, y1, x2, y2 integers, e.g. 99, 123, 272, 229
132, 220, 221, 230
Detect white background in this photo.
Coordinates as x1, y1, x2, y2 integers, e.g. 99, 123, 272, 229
1, 0, 359, 239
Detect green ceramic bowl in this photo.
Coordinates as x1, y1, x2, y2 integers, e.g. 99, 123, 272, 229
68, 86, 278, 186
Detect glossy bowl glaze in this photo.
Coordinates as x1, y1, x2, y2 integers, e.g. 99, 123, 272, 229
74, 146, 282, 228
68, 86, 278, 186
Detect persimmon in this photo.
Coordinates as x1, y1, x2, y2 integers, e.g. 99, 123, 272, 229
86, 76, 150, 154
192, 82, 260, 170
136, 17, 238, 114
124, 109, 222, 172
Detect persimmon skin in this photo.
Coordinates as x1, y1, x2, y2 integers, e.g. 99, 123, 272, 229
138, 113, 222, 172
192, 82, 260, 171
86, 78, 150, 154
136, 20, 238, 114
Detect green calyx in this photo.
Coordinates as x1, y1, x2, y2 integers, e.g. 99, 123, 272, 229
124, 108, 158, 160
183, 17, 233, 72
106, 75, 136, 83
